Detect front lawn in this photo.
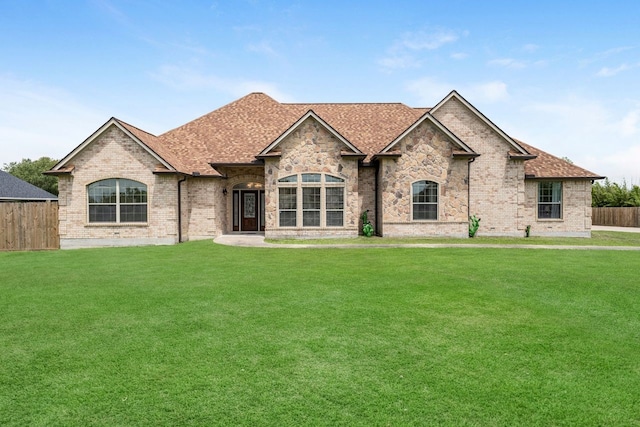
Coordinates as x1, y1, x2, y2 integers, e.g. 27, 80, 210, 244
268, 230, 640, 246
1, 242, 639, 426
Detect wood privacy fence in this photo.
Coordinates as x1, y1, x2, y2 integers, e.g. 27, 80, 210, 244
0, 201, 59, 251
592, 207, 640, 228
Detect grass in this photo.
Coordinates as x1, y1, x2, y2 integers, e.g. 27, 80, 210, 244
268, 230, 640, 246
1, 241, 639, 426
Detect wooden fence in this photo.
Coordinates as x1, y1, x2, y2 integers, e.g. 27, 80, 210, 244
0, 201, 59, 251
592, 207, 640, 228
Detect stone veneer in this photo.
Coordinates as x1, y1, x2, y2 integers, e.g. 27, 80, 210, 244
58, 125, 179, 248
264, 117, 360, 239
378, 120, 469, 237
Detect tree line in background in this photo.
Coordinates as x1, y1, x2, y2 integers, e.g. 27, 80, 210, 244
591, 179, 640, 207
2, 156, 639, 207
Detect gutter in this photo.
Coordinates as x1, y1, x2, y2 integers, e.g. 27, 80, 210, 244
467, 157, 475, 220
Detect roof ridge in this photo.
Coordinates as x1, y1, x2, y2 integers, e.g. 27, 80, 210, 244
114, 118, 157, 138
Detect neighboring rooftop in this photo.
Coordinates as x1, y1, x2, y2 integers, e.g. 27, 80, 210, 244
0, 170, 58, 201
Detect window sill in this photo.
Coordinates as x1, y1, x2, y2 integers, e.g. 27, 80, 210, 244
536, 218, 564, 222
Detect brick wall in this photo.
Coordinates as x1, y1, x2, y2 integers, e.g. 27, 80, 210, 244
58, 125, 178, 248
523, 179, 592, 237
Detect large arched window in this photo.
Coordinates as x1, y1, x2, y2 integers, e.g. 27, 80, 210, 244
277, 173, 344, 227
87, 179, 147, 223
412, 180, 438, 220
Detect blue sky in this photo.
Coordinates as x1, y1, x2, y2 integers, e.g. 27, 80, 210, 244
1, 0, 639, 183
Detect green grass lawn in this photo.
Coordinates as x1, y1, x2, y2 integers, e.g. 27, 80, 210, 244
1, 242, 639, 426
268, 230, 640, 246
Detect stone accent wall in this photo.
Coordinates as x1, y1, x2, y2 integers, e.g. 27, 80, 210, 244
432, 97, 526, 236
264, 117, 359, 239
378, 121, 469, 237
523, 180, 592, 237
58, 125, 178, 248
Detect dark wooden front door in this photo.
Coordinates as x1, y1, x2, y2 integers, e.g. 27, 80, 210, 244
241, 191, 258, 231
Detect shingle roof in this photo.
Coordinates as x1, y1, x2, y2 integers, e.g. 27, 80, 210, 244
55, 92, 602, 180
0, 170, 57, 201
157, 93, 427, 174
517, 140, 604, 179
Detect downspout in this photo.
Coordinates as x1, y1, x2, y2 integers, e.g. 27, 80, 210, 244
177, 175, 187, 243
467, 157, 475, 220
374, 162, 380, 236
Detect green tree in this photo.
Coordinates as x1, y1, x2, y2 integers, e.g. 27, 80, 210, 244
592, 179, 640, 207
2, 157, 59, 195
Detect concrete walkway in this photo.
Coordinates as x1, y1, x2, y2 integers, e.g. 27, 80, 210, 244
592, 225, 640, 233
214, 228, 640, 251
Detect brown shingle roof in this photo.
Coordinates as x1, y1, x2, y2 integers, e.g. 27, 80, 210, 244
109, 92, 602, 180
157, 93, 427, 173
517, 140, 604, 180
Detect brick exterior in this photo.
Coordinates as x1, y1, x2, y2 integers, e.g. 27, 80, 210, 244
523, 180, 592, 237
55, 95, 595, 247
58, 125, 179, 248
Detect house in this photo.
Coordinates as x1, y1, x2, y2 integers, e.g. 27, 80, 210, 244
47, 91, 603, 249
0, 170, 58, 201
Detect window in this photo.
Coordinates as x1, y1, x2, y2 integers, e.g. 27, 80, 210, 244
88, 179, 147, 223
538, 182, 562, 219
325, 187, 344, 226
412, 181, 438, 220
277, 174, 345, 227
278, 187, 297, 226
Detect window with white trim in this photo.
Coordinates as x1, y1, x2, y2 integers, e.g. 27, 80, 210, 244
88, 179, 147, 223
538, 182, 562, 219
277, 173, 344, 227
412, 180, 438, 220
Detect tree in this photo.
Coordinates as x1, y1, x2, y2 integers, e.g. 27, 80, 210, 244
2, 157, 59, 195
592, 178, 640, 207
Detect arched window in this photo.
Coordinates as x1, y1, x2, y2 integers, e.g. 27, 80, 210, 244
88, 179, 147, 223
412, 180, 438, 220
277, 174, 344, 227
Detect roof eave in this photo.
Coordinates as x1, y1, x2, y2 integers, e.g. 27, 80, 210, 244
525, 174, 606, 180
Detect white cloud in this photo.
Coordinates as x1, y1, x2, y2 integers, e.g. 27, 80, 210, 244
407, 77, 509, 105
151, 65, 294, 101
399, 29, 459, 51
450, 52, 468, 60
377, 55, 422, 71
617, 109, 640, 137
488, 58, 527, 69
379, 28, 463, 71
0, 75, 106, 165
596, 63, 633, 77
247, 40, 279, 58
523, 43, 539, 53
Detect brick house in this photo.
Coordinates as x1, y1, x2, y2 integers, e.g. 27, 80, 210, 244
47, 91, 603, 248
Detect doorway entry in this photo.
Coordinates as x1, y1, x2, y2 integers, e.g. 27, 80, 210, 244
232, 184, 265, 232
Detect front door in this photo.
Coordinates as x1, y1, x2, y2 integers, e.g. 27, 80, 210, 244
241, 191, 258, 231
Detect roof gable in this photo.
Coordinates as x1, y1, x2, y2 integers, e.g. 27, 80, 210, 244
431, 91, 531, 156
0, 170, 57, 201
258, 110, 364, 157
50, 118, 175, 174
379, 111, 477, 156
